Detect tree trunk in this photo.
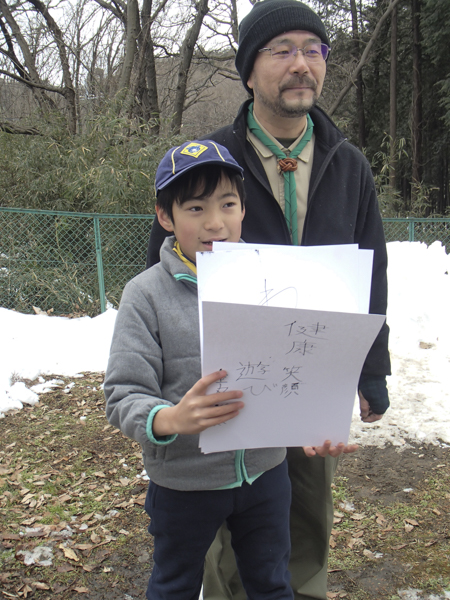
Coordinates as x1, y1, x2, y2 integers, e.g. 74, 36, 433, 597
389, 3, 397, 189
170, 0, 209, 134
230, 0, 239, 46
119, 0, 140, 92
411, 0, 423, 191
134, 0, 160, 133
350, 0, 365, 149
144, 36, 160, 134
26, 0, 78, 134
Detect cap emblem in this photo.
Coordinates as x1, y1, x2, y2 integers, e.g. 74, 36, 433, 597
180, 143, 208, 158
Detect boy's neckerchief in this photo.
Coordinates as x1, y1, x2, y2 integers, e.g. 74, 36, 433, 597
247, 102, 313, 245
173, 241, 197, 275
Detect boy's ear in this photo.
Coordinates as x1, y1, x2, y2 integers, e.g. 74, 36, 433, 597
156, 206, 174, 232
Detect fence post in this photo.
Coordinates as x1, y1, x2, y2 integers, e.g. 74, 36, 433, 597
93, 216, 106, 313
408, 219, 415, 242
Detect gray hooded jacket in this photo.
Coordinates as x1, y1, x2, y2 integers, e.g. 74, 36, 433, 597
104, 237, 286, 491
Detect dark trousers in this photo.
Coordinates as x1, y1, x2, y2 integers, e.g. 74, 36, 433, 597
145, 460, 293, 600
203, 450, 339, 600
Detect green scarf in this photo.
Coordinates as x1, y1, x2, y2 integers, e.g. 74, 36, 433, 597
247, 103, 313, 245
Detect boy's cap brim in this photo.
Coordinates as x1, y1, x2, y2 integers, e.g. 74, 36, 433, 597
155, 140, 244, 193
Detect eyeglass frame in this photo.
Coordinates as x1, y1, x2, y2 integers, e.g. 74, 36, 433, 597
258, 42, 331, 63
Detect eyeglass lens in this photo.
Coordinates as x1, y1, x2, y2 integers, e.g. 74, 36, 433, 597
270, 42, 329, 62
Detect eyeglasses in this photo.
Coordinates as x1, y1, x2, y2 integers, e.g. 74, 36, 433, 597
258, 42, 330, 63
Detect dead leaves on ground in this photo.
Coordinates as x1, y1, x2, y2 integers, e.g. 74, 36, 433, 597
329, 497, 445, 560
1, 494, 123, 595
0, 375, 148, 598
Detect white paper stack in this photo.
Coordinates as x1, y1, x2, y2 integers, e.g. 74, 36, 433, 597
197, 243, 385, 453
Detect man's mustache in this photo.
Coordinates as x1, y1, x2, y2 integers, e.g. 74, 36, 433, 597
280, 76, 317, 92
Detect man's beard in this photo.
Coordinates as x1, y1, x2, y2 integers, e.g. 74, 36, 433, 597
254, 75, 319, 118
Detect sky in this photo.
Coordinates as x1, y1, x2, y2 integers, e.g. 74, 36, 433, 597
237, 0, 253, 20
1, 241, 449, 450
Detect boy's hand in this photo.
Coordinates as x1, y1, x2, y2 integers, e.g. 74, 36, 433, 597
303, 440, 358, 458
153, 371, 244, 437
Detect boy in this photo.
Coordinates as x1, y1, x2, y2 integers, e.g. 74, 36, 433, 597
104, 140, 293, 600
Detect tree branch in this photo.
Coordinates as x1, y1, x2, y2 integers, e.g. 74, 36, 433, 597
93, 0, 126, 25
0, 68, 65, 94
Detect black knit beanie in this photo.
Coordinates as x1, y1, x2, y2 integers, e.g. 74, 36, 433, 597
235, 0, 330, 94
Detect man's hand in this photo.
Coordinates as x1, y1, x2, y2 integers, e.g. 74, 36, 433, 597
359, 391, 384, 423
153, 371, 244, 437
303, 440, 358, 458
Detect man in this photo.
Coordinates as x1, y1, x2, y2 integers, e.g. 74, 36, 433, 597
146, 1, 391, 599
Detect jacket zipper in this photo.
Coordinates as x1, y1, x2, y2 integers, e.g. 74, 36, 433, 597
174, 272, 250, 485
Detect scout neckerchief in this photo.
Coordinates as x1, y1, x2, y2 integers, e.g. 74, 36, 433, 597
247, 102, 313, 245
173, 240, 197, 275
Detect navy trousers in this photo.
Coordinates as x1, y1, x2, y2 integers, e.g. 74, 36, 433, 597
145, 460, 293, 600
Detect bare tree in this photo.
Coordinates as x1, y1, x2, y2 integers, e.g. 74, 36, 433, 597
0, 0, 244, 135
0, 0, 59, 114
0, 0, 100, 133
94, 0, 213, 133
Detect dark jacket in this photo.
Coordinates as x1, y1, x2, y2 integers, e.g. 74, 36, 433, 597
147, 100, 391, 396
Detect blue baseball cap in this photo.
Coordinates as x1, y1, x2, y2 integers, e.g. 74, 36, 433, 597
155, 140, 244, 194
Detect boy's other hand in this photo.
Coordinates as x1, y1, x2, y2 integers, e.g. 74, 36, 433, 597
153, 371, 244, 437
303, 440, 358, 458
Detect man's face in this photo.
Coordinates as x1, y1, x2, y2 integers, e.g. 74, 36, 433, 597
247, 30, 327, 120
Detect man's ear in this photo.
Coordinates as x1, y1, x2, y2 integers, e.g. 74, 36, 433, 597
156, 206, 174, 232
247, 70, 254, 92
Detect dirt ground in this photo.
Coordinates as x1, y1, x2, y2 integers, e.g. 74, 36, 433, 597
328, 444, 450, 599
1, 374, 449, 600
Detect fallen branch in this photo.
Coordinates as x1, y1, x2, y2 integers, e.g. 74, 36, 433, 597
0, 121, 43, 135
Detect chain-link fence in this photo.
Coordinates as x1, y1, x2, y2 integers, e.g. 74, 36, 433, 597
383, 218, 450, 249
1, 208, 449, 316
0, 208, 153, 316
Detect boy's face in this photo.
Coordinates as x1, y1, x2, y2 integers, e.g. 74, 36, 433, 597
156, 175, 245, 263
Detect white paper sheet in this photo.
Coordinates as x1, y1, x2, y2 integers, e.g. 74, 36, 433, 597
198, 243, 372, 313
200, 301, 385, 453
212, 241, 374, 314
196, 244, 373, 355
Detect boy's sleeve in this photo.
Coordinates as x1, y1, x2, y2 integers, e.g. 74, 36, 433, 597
104, 279, 175, 446
146, 406, 177, 445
